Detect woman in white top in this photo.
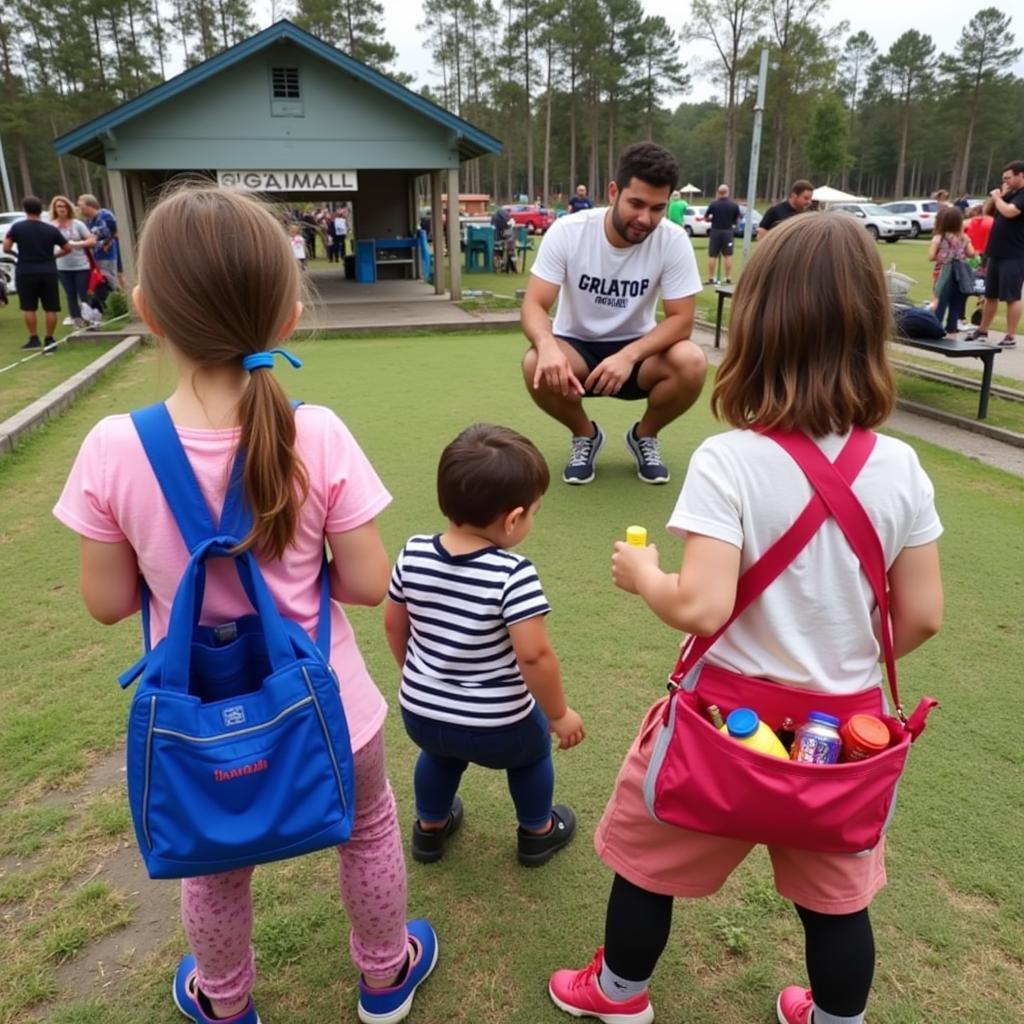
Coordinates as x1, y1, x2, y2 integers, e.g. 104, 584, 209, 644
50, 195, 96, 327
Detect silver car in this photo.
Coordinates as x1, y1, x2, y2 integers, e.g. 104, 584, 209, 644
833, 203, 912, 243
682, 205, 711, 237
881, 199, 939, 238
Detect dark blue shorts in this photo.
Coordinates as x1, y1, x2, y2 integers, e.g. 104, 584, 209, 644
558, 336, 648, 400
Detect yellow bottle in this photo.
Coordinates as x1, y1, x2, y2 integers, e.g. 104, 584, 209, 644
720, 708, 789, 760
626, 525, 648, 546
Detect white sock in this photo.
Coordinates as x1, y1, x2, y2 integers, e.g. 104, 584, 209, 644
812, 1005, 865, 1024
598, 961, 649, 1002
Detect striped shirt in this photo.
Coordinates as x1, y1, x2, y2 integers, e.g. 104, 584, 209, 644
388, 534, 550, 727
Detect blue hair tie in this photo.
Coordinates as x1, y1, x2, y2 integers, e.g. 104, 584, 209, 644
241, 348, 303, 372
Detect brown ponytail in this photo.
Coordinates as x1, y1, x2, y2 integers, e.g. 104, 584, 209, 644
136, 184, 307, 559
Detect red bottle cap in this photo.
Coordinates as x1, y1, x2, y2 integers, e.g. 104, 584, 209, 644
843, 714, 890, 752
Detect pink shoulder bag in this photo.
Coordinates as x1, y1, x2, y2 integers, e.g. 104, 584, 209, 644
643, 427, 938, 854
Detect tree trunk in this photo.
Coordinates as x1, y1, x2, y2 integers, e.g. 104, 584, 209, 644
956, 85, 980, 196
894, 101, 910, 199
569, 58, 577, 192
543, 43, 552, 205
17, 139, 32, 197
524, 3, 533, 200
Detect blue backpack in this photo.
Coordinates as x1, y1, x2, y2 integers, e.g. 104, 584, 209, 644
118, 402, 356, 879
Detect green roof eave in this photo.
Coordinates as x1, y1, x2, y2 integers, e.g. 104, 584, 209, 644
53, 19, 502, 162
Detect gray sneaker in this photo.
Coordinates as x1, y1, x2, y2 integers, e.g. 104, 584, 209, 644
562, 423, 604, 484
625, 424, 670, 484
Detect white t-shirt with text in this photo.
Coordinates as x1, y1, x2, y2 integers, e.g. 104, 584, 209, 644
668, 429, 943, 695
531, 206, 701, 343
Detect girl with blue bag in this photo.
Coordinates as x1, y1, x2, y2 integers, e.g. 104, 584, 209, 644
54, 186, 436, 1024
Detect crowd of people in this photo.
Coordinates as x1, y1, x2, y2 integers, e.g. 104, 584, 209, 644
43, 140, 960, 1024
2, 192, 121, 351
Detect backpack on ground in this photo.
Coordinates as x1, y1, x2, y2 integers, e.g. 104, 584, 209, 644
118, 402, 356, 879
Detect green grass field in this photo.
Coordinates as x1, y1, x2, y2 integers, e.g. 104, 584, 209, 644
1, 333, 1022, 1024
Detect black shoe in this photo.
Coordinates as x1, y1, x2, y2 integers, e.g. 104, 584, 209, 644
21, 336, 42, 350
42, 337, 57, 355
517, 804, 576, 867
411, 795, 463, 864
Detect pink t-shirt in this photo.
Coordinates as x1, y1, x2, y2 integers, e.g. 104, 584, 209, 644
53, 404, 390, 752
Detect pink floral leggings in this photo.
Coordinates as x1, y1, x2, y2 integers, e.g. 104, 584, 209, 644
180, 730, 408, 1003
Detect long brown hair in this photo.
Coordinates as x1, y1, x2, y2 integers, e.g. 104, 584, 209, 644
934, 204, 964, 237
136, 185, 307, 560
712, 213, 895, 436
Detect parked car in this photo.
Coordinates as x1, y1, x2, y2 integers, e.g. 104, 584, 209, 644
881, 199, 938, 238
504, 204, 555, 234
682, 205, 710, 237
735, 207, 762, 237
0, 210, 24, 244
833, 203, 912, 242
0, 254, 14, 290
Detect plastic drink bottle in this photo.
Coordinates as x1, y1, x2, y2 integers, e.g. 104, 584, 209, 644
720, 707, 789, 759
791, 712, 843, 764
840, 714, 890, 761
626, 526, 647, 546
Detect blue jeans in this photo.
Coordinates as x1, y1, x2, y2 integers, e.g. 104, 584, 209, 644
934, 267, 965, 334
401, 704, 554, 831
58, 268, 90, 319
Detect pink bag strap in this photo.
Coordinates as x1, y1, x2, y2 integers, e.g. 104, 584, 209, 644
671, 427, 905, 722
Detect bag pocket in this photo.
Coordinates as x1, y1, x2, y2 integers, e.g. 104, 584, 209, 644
645, 688, 910, 854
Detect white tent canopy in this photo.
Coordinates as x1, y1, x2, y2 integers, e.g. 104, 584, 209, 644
812, 185, 868, 203
680, 183, 701, 194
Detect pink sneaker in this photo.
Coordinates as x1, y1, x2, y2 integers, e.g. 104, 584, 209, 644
777, 986, 814, 1024
548, 947, 654, 1024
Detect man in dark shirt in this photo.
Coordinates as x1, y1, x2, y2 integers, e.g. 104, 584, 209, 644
757, 179, 814, 239
967, 159, 1024, 347
3, 196, 71, 350
568, 185, 594, 213
704, 184, 741, 284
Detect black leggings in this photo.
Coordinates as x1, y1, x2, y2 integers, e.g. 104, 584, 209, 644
603, 874, 875, 1017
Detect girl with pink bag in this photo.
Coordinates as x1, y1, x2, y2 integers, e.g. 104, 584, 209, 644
547, 213, 945, 1024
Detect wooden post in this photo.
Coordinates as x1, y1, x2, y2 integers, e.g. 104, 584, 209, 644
431, 170, 445, 296
106, 168, 135, 282
446, 166, 461, 301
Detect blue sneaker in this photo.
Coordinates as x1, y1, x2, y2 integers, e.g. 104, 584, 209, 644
562, 423, 604, 484
624, 424, 670, 484
358, 919, 438, 1024
172, 954, 260, 1024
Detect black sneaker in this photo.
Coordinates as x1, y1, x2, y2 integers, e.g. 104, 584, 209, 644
42, 337, 58, 355
624, 424, 670, 484
21, 336, 42, 350
411, 795, 463, 864
517, 804, 576, 867
964, 328, 989, 341
562, 423, 604, 485
997, 336, 1016, 348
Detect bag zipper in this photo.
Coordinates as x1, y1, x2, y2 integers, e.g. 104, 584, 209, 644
142, 695, 157, 850
151, 695, 313, 742
302, 666, 349, 820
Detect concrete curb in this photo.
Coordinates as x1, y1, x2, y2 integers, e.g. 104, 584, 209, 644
894, 398, 1024, 448
0, 336, 143, 455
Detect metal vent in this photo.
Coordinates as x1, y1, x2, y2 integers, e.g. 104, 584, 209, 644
271, 67, 300, 99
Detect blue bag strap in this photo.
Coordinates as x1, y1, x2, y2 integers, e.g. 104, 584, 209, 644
126, 399, 332, 672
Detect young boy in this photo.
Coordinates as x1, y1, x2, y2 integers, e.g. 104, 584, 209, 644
385, 424, 585, 867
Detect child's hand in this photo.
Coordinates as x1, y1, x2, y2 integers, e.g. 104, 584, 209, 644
611, 540, 659, 594
549, 707, 585, 750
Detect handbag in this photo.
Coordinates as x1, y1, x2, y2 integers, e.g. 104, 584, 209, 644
952, 257, 975, 295
118, 403, 356, 879
643, 428, 938, 854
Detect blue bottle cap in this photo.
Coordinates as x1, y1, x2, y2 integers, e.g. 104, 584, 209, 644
808, 711, 841, 729
725, 707, 759, 739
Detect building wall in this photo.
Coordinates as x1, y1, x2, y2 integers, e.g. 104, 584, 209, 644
104, 42, 460, 173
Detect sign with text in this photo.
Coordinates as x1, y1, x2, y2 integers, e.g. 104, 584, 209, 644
216, 170, 358, 192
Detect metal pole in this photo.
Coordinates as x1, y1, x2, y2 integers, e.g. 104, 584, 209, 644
0, 130, 14, 210
742, 48, 769, 262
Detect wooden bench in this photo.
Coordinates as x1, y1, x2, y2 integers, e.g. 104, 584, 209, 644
896, 336, 1002, 420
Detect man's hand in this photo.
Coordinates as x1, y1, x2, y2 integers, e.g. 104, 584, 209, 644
584, 349, 637, 396
533, 343, 585, 397
991, 187, 1005, 200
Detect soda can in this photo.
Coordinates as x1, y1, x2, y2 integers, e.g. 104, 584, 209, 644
791, 712, 842, 764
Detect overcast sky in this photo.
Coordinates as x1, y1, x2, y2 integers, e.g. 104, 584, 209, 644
291, 1, 1024, 103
